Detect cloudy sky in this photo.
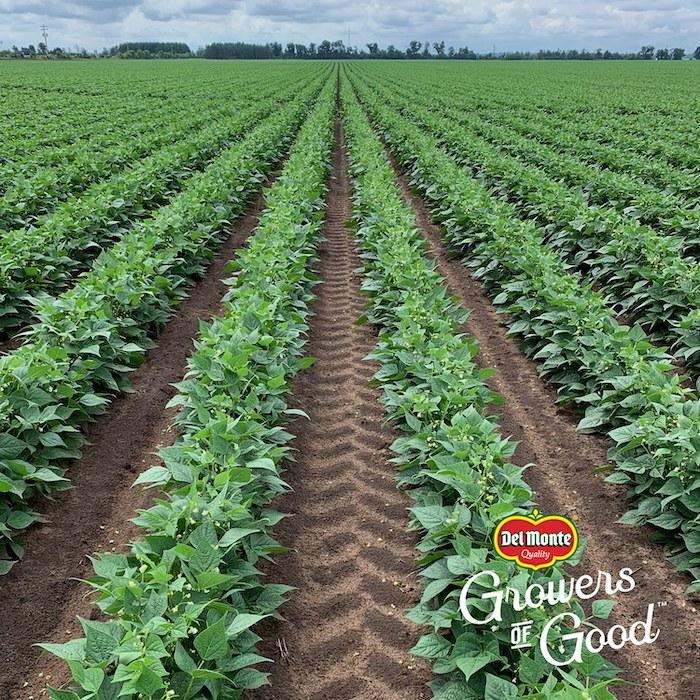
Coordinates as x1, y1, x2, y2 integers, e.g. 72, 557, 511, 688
1, 0, 698, 53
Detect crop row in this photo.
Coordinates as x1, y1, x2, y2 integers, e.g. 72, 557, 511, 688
1, 90, 181, 166
0, 67, 320, 222
356, 62, 700, 179
41, 77, 335, 700
472, 103, 700, 200
0, 71, 280, 230
359, 66, 700, 200
0, 66, 262, 160
0, 73, 317, 337
341, 76, 620, 699
347, 70, 700, 588
0, 70, 329, 572
390, 79, 700, 234
443, 79, 700, 196
355, 72, 700, 373
460, 72, 700, 166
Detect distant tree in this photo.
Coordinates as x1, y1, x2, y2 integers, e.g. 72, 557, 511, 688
308, 42, 316, 57
367, 42, 379, 56
639, 45, 655, 59
284, 42, 295, 57
421, 40, 431, 57
448, 45, 455, 58
27, 44, 36, 56
330, 40, 345, 56
406, 40, 421, 57
656, 47, 669, 60
671, 47, 685, 60
295, 43, 307, 57
433, 40, 445, 57
386, 44, 403, 58
203, 42, 277, 59
455, 46, 476, 59
38, 42, 47, 55
695, 46, 700, 59
317, 40, 332, 58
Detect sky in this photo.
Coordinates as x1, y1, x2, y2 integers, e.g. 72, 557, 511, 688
1, 0, 699, 53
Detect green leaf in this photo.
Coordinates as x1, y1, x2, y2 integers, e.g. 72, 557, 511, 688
410, 633, 451, 659
0, 434, 26, 459
7, 509, 35, 530
247, 458, 276, 471
80, 344, 101, 356
648, 511, 684, 530
68, 662, 104, 693
233, 668, 270, 689
39, 432, 66, 448
227, 613, 266, 637
79, 394, 108, 408
518, 654, 547, 685
194, 617, 228, 661
484, 673, 518, 699
81, 619, 118, 663
36, 639, 86, 662
143, 589, 168, 621
134, 665, 164, 695
456, 655, 496, 683
28, 468, 69, 483
133, 466, 170, 487
48, 689, 81, 700
682, 531, 700, 554
174, 642, 197, 673
592, 600, 616, 619
196, 570, 236, 590
191, 668, 229, 680
219, 528, 259, 548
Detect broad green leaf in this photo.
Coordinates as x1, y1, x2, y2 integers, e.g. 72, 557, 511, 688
194, 617, 228, 661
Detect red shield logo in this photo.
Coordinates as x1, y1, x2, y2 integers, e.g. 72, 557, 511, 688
494, 509, 578, 570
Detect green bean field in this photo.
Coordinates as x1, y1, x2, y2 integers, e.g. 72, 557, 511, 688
0, 58, 698, 700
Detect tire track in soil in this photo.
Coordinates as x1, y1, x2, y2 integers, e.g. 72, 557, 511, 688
389, 159, 700, 700
251, 118, 430, 700
0, 183, 276, 700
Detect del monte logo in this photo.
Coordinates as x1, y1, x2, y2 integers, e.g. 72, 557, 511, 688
494, 508, 578, 570
458, 507, 662, 669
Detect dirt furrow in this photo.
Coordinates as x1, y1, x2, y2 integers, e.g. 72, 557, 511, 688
0, 184, 274, 700
389, 161, 700, 700
252, 119, 430, 700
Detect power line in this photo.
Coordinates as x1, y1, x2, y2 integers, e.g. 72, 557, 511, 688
40, 24, 48, 51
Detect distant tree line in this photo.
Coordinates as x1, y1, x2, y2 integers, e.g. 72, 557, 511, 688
107, 42, 192, 58
0, 43, 89, 59
2, 39, 700, 61
200, 40, 479, 59
0, 41, 192, 59
638, 45, 692, 60
199, 40, 699, 60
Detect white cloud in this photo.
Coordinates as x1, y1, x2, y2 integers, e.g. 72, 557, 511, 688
0, 0, 698, 52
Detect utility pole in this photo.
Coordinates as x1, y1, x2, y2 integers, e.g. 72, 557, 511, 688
41, 24, 48, 52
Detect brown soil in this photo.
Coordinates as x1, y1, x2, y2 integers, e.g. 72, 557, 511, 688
251, 118, 430, 700
0, 186, 272, 700
390, 161, 700, 700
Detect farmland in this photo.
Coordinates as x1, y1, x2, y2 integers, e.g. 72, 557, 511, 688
0, 59, 698, 700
